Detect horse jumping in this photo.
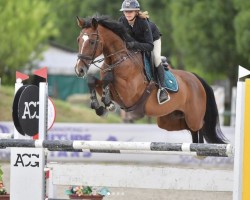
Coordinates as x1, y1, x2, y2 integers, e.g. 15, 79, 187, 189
74, 16, 227, 144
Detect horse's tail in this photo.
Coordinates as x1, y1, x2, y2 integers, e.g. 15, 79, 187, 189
194, 74, 228, 144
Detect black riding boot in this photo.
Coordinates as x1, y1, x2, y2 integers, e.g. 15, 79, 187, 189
156, 63, 170, 104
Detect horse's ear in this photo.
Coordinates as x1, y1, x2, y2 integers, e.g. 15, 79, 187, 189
91, 18, 98, 30
76, 16, 84, 28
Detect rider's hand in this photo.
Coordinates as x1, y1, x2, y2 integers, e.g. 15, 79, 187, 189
126, 42, 135, 49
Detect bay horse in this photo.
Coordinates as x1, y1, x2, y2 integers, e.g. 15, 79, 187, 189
74, 16, 227, 144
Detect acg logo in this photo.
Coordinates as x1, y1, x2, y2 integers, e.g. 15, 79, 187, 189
13, 153, 40, 167
22, 101, 39, 119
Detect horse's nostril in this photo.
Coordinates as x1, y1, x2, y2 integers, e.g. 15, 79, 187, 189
80, 68, 84, 73
75, 64, 87, 77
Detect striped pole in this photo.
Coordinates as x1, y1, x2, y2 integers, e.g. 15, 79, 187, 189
0, 139, 233, 157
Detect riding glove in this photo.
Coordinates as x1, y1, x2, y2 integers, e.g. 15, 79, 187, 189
126, 42, 135, 49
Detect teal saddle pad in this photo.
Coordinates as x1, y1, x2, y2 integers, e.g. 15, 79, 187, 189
144, 56, 178, 92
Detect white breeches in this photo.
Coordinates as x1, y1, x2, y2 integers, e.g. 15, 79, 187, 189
152, 38, 162, 67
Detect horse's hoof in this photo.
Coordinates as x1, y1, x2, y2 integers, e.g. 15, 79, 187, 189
95, 106, 108, 117
107, 102, 116, 112
101, 110, 109, 118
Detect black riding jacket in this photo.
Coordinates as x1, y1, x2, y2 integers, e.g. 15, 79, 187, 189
148, 21, 162, 41
119, 15, 154, 52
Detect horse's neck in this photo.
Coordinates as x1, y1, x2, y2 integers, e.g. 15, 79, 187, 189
101, 31, 147, 106
102, 35, 125, 63
100, 27, 144, 77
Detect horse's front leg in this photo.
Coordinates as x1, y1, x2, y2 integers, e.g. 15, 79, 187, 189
87, 74, 107, 116
101, 72, 116, 111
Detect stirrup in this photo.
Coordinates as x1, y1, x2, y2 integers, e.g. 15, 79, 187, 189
157, 88, 170, 105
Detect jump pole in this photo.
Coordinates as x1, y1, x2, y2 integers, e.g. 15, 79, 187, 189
0, 139, 234, 157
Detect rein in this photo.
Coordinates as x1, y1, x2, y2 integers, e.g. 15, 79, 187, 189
78, 48, 130, 73
102, 49, 129, 73
102, 50, 143, 73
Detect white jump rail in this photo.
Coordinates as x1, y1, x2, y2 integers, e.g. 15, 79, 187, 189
0, 139, 234, 157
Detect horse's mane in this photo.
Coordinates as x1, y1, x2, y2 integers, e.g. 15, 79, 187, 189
82, 15, 127, 41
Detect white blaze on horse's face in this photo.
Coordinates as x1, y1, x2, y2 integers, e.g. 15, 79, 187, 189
75, 32, 90, 77
80, 33, 89, 54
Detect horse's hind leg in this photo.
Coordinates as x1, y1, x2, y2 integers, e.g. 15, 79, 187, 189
157, 112, 204, 143
191, 131, 206, 160
87, 74, 107, 116
190, 131, 204, 143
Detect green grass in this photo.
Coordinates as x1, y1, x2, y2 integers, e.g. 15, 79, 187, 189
52, 98, 122, 123
0, 85, 121, 123
0, 85, 154, 123
0, 86, 14, 121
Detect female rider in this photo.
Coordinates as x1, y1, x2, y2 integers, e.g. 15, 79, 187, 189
118, 0, 170, 104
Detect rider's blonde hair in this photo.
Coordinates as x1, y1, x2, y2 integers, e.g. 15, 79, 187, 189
139, 11, 149, 19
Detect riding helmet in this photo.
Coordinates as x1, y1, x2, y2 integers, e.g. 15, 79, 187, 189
120, 0, 140, 11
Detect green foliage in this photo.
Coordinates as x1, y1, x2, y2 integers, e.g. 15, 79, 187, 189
233, 0, 250, 10
0, 165, 7, 195
233, 0, 250, 63
49, 0, 122, 50
1, 0, 250, 88
171, 0, 250, 85
0, 0, 58, 84
0, 166, 3, 181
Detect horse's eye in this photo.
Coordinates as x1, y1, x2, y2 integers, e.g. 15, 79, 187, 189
89, 40, 95, 45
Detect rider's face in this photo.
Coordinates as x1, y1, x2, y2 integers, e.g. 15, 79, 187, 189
123, 10, 137, 21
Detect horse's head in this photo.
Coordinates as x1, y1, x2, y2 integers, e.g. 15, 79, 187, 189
75, 17, 103, 77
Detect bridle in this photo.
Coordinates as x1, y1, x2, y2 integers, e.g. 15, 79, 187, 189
75, 28, 137, 77
75, 30, 100, 76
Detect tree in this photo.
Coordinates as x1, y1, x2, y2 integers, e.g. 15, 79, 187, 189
170, 0, 248, 85
49, 0, 122, 50
233, 0, 250, 63
0, 0, 58, 84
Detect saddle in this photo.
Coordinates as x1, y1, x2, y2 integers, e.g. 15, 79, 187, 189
143, 53, 179, 93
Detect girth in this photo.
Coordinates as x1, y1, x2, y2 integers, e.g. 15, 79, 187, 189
119, 81, 156, 118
